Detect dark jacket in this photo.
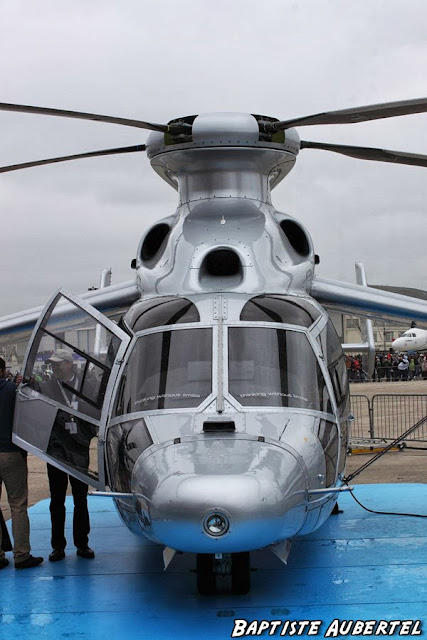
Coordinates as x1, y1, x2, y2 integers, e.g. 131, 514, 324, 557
40, 374, 97, 472
0, 378, 21, 453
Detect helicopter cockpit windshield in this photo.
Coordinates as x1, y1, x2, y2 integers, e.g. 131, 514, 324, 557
227, 295, 331, 412
113, 294, 337, 416
114, 327, 213, 413
228, 326, 327, 410
114, 297, 212, 414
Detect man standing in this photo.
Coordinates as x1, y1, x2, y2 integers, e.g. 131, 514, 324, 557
42, 350, 95, 562
0, 357, 43, 569
397, 354, 410, 381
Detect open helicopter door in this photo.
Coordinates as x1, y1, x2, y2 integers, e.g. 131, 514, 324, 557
13, 290, 131, 490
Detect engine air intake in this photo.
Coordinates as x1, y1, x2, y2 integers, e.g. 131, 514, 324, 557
202, 249, 241, 276
141, 223, 170, 263
279, 220, 310, 257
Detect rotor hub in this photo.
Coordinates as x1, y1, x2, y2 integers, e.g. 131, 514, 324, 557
145, 112, 300, 158
145, 113, 300, 196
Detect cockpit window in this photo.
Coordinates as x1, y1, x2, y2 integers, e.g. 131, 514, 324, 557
240, 295, 320, 327
114, 328, 212, 414
324, 320, 350, 417
228, 327, 330, 410
125, 297, 200, 333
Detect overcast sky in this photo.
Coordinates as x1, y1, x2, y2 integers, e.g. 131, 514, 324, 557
1, 0, 427, 317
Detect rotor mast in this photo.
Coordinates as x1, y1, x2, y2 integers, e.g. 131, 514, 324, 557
145, 113, 300, 206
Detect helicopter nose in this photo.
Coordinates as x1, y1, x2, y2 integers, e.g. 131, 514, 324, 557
131, 438, 308, 553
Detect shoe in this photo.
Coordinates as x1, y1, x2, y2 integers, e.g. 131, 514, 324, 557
76, 546, 95, 559
0, 557, 9, 569
15, 555, 43, 569
49, 548, 65, 562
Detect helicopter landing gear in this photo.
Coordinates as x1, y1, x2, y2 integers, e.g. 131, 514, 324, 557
231, 552, 251, 594
196, 552, 251, 595
196, 554, 216, 595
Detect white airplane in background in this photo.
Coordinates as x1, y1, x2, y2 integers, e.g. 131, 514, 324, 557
392, 328, 427, 352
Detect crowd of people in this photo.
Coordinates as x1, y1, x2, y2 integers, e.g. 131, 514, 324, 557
346, 352, 427, 382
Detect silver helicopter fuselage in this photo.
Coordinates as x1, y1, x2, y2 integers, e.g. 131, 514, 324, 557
11, 113, 350, 566
104, 113, 350, 554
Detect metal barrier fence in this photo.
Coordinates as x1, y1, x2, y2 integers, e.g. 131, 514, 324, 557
349, 395, 372, 440
350, 394, 427, 443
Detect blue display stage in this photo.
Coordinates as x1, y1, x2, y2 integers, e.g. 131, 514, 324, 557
1, 484, 426, 639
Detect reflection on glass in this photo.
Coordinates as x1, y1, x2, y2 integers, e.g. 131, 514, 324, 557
240, 295, 320, 327
325, 320, 350, 417
107, 419, 153, 492
125, 297, 200, 332
24, 294, 121, 419
47, 410, 99, 480
114, 328, 212, 414
228, 327, 329, 410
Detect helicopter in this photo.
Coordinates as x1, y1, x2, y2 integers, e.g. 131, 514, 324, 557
2, 98, 427, 595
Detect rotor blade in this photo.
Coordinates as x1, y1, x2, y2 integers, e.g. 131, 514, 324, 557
0, 144, 146, 173
300, 140, 427, 168
270, 97, 427, 131
0, 102, 168, 132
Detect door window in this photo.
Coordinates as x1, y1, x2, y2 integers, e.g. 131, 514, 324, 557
14, 291, 130, 488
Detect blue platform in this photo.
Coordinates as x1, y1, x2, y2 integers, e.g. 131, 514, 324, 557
1, 484, 426, 639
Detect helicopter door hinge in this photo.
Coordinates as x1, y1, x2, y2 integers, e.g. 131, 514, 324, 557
213, 295, 227, 320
